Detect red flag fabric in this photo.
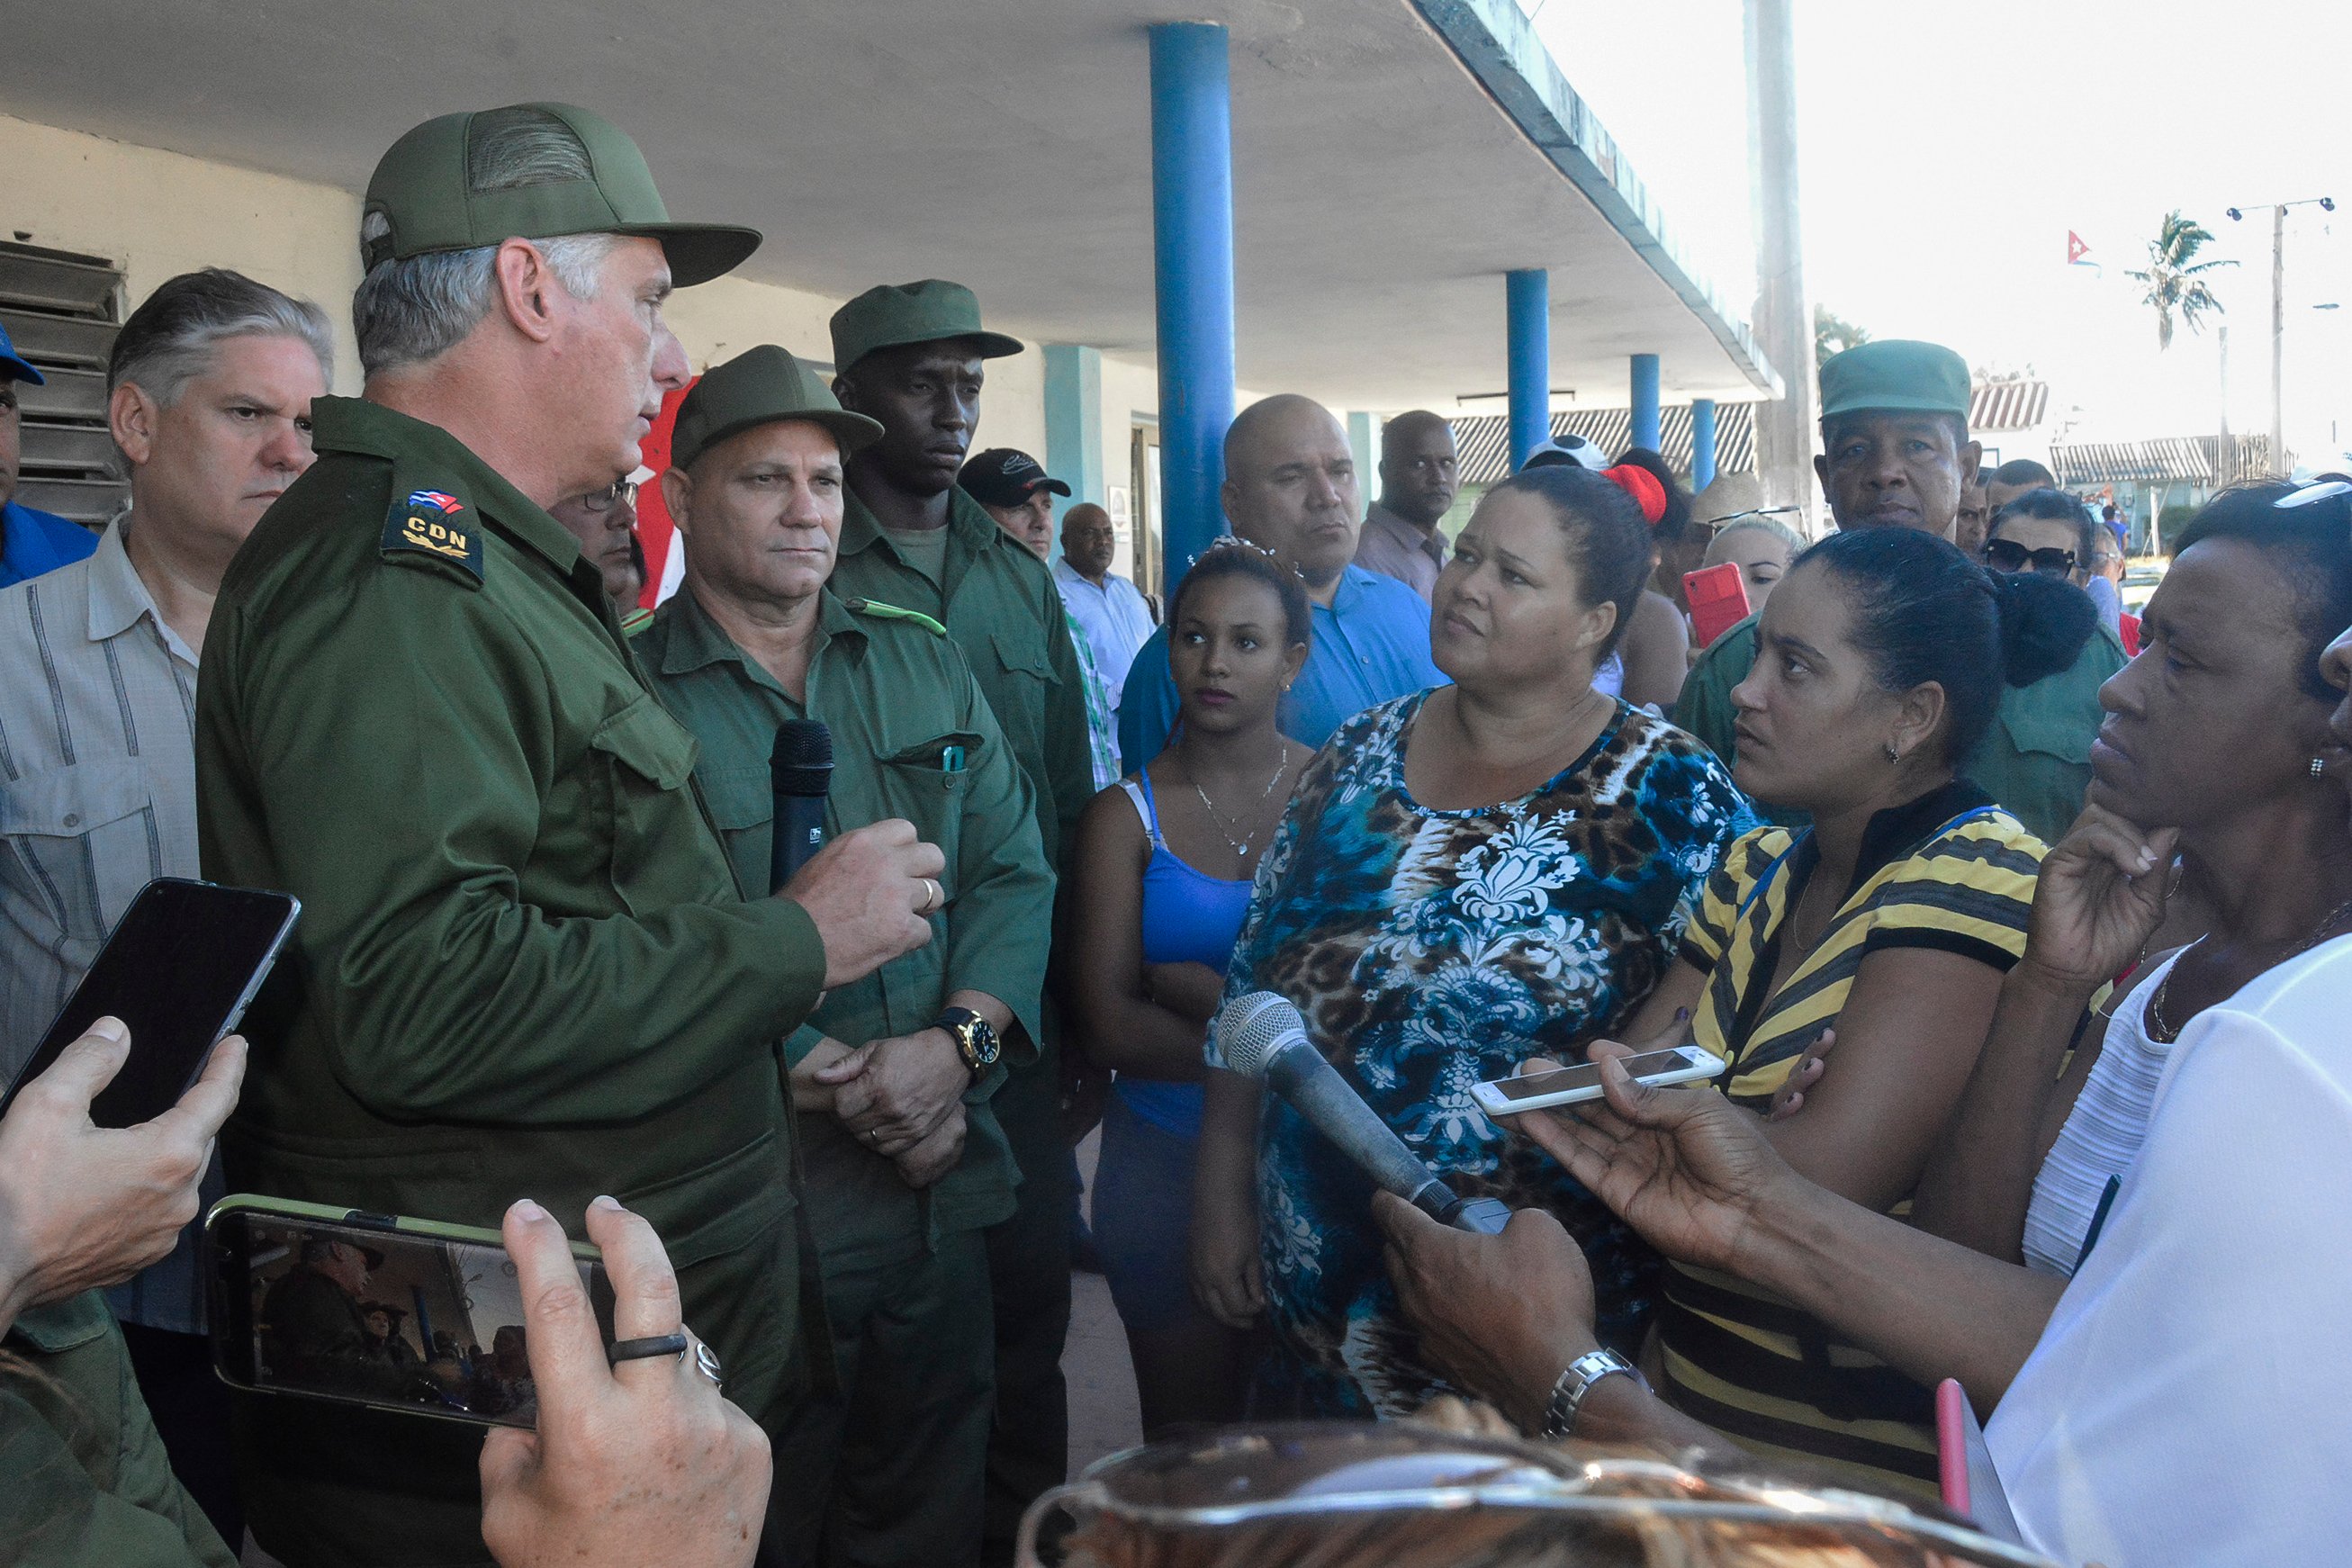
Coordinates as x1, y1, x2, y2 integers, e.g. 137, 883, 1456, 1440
632, 379, 696, 610
2067, 231, 2091, 266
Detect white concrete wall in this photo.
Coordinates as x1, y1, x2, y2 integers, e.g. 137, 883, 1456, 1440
0, 113, 368, 389
0, 113, 1057, 454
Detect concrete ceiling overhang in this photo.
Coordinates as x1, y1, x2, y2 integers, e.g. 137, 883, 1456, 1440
0, 0, 1774, 411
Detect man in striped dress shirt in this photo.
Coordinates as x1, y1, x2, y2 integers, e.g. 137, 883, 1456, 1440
0, 267, 331, 1547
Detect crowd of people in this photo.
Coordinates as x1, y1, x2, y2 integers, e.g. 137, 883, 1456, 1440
3, 95, 2346, 1568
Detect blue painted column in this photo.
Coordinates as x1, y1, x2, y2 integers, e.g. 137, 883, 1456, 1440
1690, 397, 1718, 490
1042, 344, 1103, 564
1630, 354, 1661, 453
1149, 22, 1236, 589
1506, 269, 1550, 469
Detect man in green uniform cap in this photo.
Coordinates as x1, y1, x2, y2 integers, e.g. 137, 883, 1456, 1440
1674, 338, 2123, 842
194, 104, 946, 1566
825, 279, 1095, 1550
639, 345, 1054, 1566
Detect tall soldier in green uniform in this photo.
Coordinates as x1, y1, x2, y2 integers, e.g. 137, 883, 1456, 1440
194, 104, 946, 1567
639, 347, 1054, 1567
1674, 339, 2124, 842
825, 281, 1096, 1552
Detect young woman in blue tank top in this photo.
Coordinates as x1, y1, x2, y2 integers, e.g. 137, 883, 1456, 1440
1069, 541, 1311, 1435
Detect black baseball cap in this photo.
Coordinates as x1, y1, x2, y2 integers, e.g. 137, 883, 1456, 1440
960, 448, 1070, 507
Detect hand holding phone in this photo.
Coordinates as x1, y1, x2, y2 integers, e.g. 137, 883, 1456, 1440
0, 878, 297, 1129
480, 1198, 770, 1568
0, 1019, 245, 1322
1471, 1045, 1726, 1116
1682, 561, 1753, 650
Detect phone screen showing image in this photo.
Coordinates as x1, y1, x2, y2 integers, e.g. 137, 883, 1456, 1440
212, 1211, 611, 1429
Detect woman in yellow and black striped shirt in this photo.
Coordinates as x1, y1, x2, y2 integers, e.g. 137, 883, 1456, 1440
1582, 526, 2094, 1497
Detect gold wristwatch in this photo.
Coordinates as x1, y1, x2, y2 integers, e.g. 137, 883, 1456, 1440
933, 1007, 1000, 1077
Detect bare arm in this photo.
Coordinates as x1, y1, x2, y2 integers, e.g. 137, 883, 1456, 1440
1906, 965, 2099, 1258
1617, 590, 1691, 711
1068, 787, 1216, 1079
1189, 1067, 1266, 1327
1755, 946, 2005, 1211
1146, 961, 1227, 1027
1609, 958, 1708, 1054
1910, 807, 2181, 1259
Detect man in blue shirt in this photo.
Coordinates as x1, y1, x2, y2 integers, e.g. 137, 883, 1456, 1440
1119, 394, 1443, 764
0, 321, 96, 588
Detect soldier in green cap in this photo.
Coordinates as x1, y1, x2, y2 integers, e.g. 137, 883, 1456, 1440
638, 344, 1054, 1567
1673, 339, 2124, 842
825, 278, 1096, 1546
194, 104, 947, 1566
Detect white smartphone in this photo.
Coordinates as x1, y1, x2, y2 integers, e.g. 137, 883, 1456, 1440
1470, 1045, 1726, 1116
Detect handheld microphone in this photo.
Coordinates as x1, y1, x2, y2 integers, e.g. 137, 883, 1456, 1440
769, 720, 834, 895
1216, 992, 1510, 1236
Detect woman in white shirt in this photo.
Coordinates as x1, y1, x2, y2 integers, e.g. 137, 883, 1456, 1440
1900, 481, 2352, 1274
1367, 480, 2352, 1567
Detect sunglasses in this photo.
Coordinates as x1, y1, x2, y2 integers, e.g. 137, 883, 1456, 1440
1703, 505, 1801, 527
1982, 538, 2077, 577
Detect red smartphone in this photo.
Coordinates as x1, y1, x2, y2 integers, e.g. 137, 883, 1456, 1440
1683, 562, 1752, 649
1934, 1378, 1972, 1515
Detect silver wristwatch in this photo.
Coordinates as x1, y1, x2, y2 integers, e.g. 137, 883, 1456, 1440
1538, 1348, 1649, 1439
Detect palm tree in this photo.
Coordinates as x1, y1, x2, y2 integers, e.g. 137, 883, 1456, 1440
2128, 212, 2235, 350
1814, 304, 1871, 369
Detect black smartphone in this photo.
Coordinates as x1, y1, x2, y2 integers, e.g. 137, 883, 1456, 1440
206, 1197, 616, 1429
0, 878, 299, 1128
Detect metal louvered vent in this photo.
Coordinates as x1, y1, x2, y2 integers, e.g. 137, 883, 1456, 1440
2, 239, 128, 530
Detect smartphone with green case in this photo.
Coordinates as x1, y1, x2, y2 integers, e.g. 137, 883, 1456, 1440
205, 1194, 614, 1428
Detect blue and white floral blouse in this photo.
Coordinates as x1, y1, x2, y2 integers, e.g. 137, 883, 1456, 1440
1208, 689, 1754, 1418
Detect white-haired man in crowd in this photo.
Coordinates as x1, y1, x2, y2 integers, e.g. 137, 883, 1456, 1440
0, 266, 334, 1548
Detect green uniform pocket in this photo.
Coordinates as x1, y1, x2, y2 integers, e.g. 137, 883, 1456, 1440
588, 696, 707, 915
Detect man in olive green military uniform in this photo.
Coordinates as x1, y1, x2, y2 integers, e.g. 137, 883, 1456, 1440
638, 347, 1053, 1566
1674, 339, 2124, 843
194, 104, 945, 1567
825, 281, 1095, 1549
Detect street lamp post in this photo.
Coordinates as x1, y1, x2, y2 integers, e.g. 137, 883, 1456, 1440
2227, 195, 2335, 475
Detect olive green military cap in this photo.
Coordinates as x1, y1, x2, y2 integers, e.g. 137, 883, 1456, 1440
829, 280, 1023, 373
1817, 339, 1972, 423
671, 346, 885, 472
362, 102, 761, 287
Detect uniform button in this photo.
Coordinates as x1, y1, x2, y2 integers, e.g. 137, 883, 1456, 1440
63, 813, 81, 828
1359, 656, 1370, 665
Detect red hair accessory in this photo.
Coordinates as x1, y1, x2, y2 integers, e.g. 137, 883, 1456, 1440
1601, 464, 1668, 526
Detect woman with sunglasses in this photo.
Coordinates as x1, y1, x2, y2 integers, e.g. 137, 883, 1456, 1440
1981, 488, 2098, 586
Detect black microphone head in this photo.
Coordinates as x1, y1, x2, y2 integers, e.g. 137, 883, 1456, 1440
770, 719, 834, 794
1215, 991, 1310, 1080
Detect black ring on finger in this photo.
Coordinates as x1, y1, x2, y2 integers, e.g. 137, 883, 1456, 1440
608, 1331, 691, 1365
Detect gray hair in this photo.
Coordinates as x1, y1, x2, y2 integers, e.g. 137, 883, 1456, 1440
106, 268, 334, 407
1709, 514, 1805, 560
353, 105, 626, 377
